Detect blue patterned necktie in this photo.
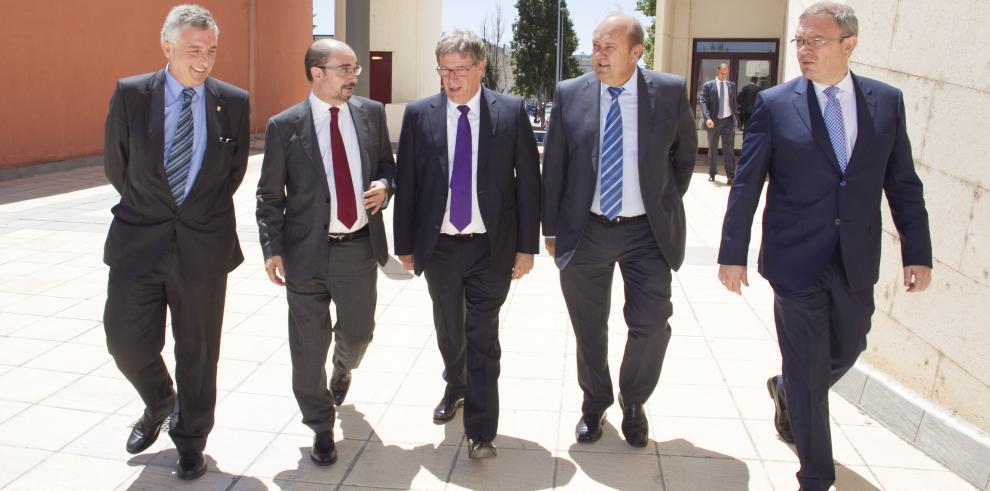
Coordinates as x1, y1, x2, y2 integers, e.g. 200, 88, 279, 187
165, 87, 196, 205
449, 105, 472, 231
823, 85, 847, 173
600, 86, 624, 220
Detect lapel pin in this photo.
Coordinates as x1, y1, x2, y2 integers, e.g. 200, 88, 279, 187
217, 105, 222, 112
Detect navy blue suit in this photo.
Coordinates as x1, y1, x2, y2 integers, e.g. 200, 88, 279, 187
718, 74, 931, 491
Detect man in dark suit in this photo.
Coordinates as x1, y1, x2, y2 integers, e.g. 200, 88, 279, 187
717, 3, 932, 490
393, 29, 540, 459
102, 5, 249, 480
736, 76, 762, 132
542, 15, 697, 448
256, 39, 394, 466
699, 63, 738, 183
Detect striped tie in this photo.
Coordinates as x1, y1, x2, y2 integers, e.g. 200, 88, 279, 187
823, 86, 847, 174
600, 86, 624, 221
165, 88, 196, 205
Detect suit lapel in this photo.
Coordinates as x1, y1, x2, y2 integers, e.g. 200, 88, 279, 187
429, 94, 449, 179
637, 69, 656, 182
347, 97, 371, 185
147, 71, 167, 186
846, 74, 876, 171
580, 76, 601, 176
795, 78, 842, 172
297, 100, 332, 195
478, 89, 496, 191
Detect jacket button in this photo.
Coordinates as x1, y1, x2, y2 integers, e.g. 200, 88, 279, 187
434, 224, 440, 230
834, 218, 841, 226
326, 198, 330, 204
324, 223, 329, 229
839, 180, 847, 187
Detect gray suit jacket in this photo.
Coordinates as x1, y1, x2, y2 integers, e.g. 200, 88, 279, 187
699, 78, 739, 127
256, 96, 395, 281
542, 68, 698, 269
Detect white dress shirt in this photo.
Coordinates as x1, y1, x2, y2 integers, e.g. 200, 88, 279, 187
592, 72, 646, 217
811, 71, 858, 161
310, 92, 367, 233
441, 88, 486, 234
718, 78, 733, 118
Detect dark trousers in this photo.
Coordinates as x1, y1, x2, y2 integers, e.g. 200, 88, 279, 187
424, 234, 510, 442
560, 216, 673, 414
707, 116, 736, 178
103, 245, 227, 453
286, 234, 377, 434
772, 252, 874, 491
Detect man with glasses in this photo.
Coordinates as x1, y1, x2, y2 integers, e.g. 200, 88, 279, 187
718, 3, 932, 490
699, 63, 738, 184
256, 38, 394, 466
393, 29, 540, 459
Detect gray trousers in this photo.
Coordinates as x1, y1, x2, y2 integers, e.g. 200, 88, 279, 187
285, 234, 377, 433
707, 115, 736, 178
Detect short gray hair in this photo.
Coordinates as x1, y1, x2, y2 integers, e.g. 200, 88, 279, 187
161, 4, 220, 44
800, 1, 858, 37
435, 29, 487, 65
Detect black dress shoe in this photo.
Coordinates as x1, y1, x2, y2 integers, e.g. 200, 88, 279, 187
708, 175, 716, 182
176, 450, 207, 480
467, 439, 497, 459
618, 394, 649, 447
575, 412, 606, 443
767, 375, 795, 443
330, 369, 352, 406
310, 431, 338, 466
125, 414, 169, 454
727, 177, 734, 185
433, 389, 465, 424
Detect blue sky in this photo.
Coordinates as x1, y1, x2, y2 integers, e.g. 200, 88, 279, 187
442, 0, 652, 55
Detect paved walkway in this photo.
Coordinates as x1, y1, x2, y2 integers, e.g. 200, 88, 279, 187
0, 156, 975, 490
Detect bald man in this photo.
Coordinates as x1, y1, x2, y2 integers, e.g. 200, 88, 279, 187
256, 39, 395, 466
542, 15, 697, 447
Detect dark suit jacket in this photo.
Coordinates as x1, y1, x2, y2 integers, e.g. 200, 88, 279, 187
103, 70, 250, 279
737, 83, 761, 118
699, 78, 739, 127
542, 69, 698, 270
393, 88, 541, 276
718, 74, 932, 291
256, 96, 395, 280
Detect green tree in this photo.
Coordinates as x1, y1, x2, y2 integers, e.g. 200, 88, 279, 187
636, 0, 657, 69
510, 0, 580, 126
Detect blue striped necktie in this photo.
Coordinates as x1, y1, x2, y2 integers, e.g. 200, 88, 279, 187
600, 86, 624, 220
165, 87, 196, 205
823, 85, 847, 174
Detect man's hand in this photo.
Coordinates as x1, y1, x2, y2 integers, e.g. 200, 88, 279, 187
363, 181, 387, 214
512, 253, 534, 280
265, 255, 286, 286
903, 265, 932, 293
718, 264, 748, 295
706, 119, 715, 129
399, 254, 415, 271
544, 237, 556, 257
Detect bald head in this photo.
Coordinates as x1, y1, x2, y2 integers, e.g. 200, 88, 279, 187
592, 14, 645, 86
305, 39, 356, 82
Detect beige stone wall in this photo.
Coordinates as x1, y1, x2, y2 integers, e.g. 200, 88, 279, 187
784, 0, 990, 433
369, 0, 442, 104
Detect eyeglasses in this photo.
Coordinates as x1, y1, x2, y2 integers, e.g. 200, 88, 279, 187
317, 64, 362, 76
436, 65, 476, 78
789, 35, 852, 49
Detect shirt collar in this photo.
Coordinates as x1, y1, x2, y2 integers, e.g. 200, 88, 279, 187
163, 65, 204, 104
600, 68, 638, 97
447, 86, 482, 115
811, 70, 854, 98
309, 91, 349, 119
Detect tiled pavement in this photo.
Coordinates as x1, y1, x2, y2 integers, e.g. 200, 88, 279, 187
0, 156, 976, 490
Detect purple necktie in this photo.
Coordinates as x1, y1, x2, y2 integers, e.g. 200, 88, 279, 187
450, 105, 472, 231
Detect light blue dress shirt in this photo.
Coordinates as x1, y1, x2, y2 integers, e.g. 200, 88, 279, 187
163, 66, 207, 198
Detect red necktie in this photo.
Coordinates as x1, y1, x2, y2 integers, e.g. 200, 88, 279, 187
329, 107, 357, 228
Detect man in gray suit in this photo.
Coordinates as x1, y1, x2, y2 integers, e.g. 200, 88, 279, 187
256, 39, 394, 466
699, 63, 738, 183
542, 15, 697, 447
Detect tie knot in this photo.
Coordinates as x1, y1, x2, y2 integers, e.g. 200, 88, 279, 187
330, 106, 340, 116
457, 105, 470, 115
824, 85, 840, 99
607, 87, 623, 100
181, 87, 195, 103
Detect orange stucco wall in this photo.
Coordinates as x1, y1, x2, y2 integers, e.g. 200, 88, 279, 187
0, 1, 311, 169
